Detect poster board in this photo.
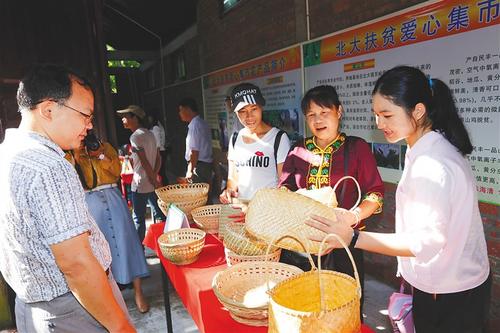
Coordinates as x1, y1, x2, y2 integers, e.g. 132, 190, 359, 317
202, 45, 305, 150
303, 0, 499, 204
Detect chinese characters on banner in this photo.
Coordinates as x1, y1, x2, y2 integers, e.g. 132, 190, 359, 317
202, 46, 304, 151
303, 0, 499, 204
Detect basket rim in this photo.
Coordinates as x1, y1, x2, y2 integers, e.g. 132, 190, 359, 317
191, 204, 224, 215
158, 229, 206, 248
212, 261, 303, 310
268, 269, 360, 316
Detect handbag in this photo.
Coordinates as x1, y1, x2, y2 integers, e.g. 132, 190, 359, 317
387, 281, 415, 333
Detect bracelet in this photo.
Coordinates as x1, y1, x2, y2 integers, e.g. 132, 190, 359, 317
349, 229, 360, 248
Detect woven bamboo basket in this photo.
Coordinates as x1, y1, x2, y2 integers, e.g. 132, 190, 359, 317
157, 228, 206, 265
267, 233, 362, 333
224, 247, 282, 267
191, 204, 222, 234
223, 222, 276, 256
155, 183, 209, 203
157, 196, 208, 220
212, 261, 303, 326
245, 176, 361, 254
218, 204, 246, 241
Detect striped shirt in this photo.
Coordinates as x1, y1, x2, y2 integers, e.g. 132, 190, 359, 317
0, 129, 111, 303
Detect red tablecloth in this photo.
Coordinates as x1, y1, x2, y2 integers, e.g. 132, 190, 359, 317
144, 223, 375, 333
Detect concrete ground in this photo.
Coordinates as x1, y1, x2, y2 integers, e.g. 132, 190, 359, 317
124, 247, 397, 333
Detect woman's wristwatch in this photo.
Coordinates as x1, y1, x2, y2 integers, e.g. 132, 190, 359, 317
98, 153, 105, 160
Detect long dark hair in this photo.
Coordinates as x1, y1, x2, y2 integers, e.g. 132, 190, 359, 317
301, 85, 342, 114
372, 66, 472, 155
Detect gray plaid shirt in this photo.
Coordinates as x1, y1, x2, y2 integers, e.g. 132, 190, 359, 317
0, 129, 111, 303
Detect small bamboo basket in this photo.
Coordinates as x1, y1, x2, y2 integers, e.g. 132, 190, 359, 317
224, 247, 282, 267
191, 204, 222, 234
157, 196, 208, 220
223, 222, 275, 256
155, 183, 210, 203
218, 204, 246, 240
212, 261, 303, 326
245, 176, 361, 254
157, 228, 206, 265
267, 233, 362, 333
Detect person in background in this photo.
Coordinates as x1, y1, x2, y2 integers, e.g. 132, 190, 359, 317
149, 113, 168, 185
278, 85, 384, 314
0, 64, 134, 332
178, 97, 213, 184
307, 66, 490, 332
117, 105, 165, 243
66, 137, 151, 314
219, 82, 291, 205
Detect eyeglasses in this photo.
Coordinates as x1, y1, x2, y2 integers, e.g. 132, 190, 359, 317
34, 99, 94, 123
59, 103, 94, 123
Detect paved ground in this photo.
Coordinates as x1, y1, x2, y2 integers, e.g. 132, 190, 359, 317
124, 251, 396, 333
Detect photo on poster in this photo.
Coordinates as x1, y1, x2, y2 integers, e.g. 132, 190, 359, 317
217, 112, 229, 151
373, 143, 400, 170
263, 109, 303, 144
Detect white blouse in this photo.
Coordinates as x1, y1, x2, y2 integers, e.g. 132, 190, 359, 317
396, 131, 489, 294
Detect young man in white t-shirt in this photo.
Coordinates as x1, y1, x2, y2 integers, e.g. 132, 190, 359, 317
220, 83, 291, 203
117, 105, 165, 242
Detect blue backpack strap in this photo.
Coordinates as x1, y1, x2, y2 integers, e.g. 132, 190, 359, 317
273, 130, 287, 170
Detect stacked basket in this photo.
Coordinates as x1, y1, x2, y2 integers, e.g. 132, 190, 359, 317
156, 183, 209, 220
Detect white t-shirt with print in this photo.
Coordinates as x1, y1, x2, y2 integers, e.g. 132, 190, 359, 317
228, 127, 291, 201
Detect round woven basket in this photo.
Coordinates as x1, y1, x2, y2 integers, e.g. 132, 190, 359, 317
245, 176, 361, 254
267, 234, 362, 333
212, 261, 303, 326
157, 228, 206, 265
157, 196, 208, 220
218, 204, 246, 240
155, 183, 209, 203
223, 222, 274, 256
224, 247, 282, 267
191, 204, 222, 234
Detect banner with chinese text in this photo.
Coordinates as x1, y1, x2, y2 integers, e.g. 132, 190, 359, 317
303, 0, 500, 204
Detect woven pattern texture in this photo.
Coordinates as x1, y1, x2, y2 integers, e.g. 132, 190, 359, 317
157, 228, 206, 265
191, 204, 222, 234
212, 262, 303, 326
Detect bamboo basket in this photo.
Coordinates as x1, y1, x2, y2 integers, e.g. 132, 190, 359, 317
157, 228, 206, 265
267, 234, 362, 333
223, 222, 275, 256
191, 204, 222, 234
218, 204, 246, 241
224, 247, 282, 267
212, 261, 303, 326
157, 196, 208, 220
245, 176, 361, 254
155, 183, 209, 203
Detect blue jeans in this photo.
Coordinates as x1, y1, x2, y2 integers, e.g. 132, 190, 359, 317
131, 191, 165, 242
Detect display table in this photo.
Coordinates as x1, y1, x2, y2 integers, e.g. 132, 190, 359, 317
143, 223, 375, 333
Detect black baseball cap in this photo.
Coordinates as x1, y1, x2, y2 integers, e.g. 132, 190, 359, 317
230, 83, 266, 112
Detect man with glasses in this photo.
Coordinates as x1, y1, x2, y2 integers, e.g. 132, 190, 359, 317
0, 64, 135, 332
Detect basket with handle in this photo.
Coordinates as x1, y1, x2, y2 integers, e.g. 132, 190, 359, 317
157, 228, 206, 265
245, 176, 361, 254
212, 261, 303, 326
224, 247, 282, 267
155, 183, 209, 203
191, 204, 222, 234
267, 233, 362, 333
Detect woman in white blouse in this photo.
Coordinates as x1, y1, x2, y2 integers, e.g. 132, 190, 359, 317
307, 66, 490, 332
